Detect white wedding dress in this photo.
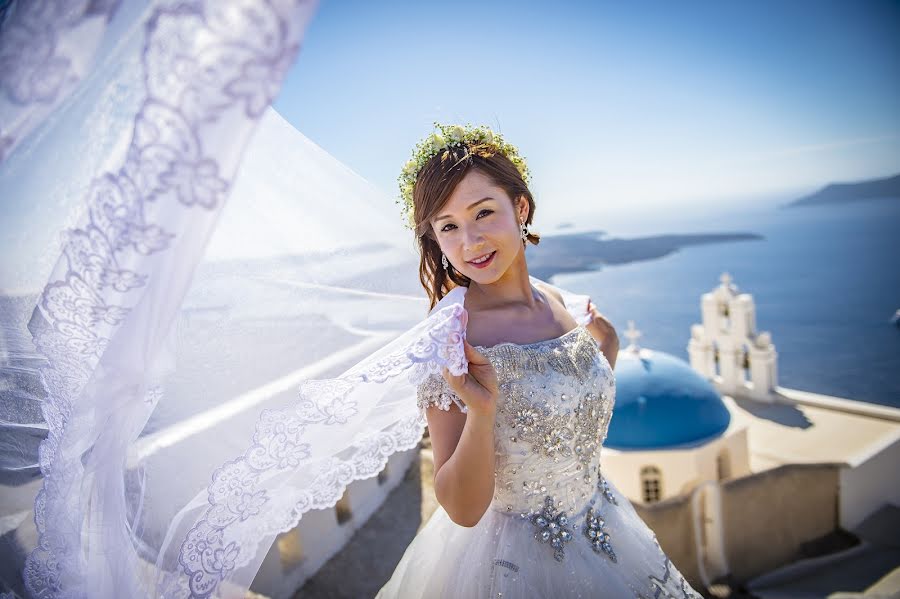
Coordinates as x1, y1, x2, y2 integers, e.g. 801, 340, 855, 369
376, 322, 703, 598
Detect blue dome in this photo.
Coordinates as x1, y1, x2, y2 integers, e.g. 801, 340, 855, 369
605, 349, 731, 450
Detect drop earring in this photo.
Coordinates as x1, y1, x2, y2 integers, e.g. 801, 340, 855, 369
441, 252, 449, 270
520, 220, 528, 242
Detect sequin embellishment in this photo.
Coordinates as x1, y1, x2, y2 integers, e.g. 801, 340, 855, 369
599, 472, 618, 505
416, 372, 467, 413
583, 505, 617, 562
529, 495, 574, 561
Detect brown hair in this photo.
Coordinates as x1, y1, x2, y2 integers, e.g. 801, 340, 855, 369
412, 143, 541, 310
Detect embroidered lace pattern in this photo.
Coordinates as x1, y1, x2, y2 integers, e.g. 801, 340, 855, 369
171, 302, 468, 598
20, 1, 317, 597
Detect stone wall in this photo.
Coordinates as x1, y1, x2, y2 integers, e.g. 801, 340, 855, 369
634, 492, 702, 588
719, 462, 841, 580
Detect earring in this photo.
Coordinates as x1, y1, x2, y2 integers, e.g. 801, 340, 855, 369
441, 252, 449, 270
520, 220, 528, 242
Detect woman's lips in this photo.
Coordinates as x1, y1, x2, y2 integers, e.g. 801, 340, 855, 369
467, 251, 496, 269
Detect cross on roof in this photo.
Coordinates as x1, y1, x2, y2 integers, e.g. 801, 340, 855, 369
624, 320, 642, 352
720, 272, 732, 287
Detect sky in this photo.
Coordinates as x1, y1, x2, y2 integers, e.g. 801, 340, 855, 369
2, 0, 899, 292
273, 0, 900, 231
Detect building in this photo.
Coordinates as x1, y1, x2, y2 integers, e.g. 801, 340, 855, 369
601, 318, 747, 505
600, 272, 900, 593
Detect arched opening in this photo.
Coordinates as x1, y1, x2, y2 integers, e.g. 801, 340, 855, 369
377, 463, 390, 485
276, 528, 305, 571
640, 465, 663, 503
335, 487, 352, 524
719, 301, 731, 333
713, 344, 721, 377
740, 345, 751, 384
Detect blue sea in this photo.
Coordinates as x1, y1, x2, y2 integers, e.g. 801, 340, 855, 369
552, 199, 900, 408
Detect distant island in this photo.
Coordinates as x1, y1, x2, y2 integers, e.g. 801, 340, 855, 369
528, 230, 763, 280
784, 172, 900, 208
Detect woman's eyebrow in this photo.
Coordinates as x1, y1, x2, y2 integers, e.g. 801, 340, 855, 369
434, 197, 494, 222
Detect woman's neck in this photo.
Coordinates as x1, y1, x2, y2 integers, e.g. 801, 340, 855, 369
466, 251, 539, 312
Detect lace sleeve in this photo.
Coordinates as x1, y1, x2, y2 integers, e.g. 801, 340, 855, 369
416, 373, 468, 414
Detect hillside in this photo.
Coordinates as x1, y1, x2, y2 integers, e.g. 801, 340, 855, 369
786, 173, 900, 207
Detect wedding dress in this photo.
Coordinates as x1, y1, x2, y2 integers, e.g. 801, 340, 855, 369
376, 285, 703, 599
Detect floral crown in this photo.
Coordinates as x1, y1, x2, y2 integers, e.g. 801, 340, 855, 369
397, 122, 531, 230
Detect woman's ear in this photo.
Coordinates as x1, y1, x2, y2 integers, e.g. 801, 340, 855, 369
516, 195, 529, 223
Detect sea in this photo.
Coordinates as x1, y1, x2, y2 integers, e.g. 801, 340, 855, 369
552, 198, 900, 408
1, 197, 897, 434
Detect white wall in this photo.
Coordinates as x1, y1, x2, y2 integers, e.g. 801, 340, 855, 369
602, 426, 749, 505
252, 447, 418, 599
839, 434, 900, 530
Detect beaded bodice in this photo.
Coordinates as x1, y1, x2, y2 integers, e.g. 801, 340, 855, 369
416, 324, 616, 524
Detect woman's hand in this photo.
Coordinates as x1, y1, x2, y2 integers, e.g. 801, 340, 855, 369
442, 339, 499, 417
586, 298, 619, 370
433, 338, 499, 527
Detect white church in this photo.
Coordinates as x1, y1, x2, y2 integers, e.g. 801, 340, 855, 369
252, 272, 900, 598
600, 271, 774, 505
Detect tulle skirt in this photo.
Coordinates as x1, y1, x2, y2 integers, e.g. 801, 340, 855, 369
376, 476, 702, 598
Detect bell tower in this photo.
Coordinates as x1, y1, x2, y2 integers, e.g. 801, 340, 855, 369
687, 272, 778, 400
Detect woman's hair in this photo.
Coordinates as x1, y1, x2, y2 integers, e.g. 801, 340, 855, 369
413, 143, 541, 310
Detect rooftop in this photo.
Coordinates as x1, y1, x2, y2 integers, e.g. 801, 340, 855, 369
723, 386, 900, 473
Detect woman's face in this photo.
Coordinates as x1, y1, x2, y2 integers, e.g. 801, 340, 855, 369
430, 169, 528, 284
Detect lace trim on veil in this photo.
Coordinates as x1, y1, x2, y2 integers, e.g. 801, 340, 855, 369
171, 301, 468, 597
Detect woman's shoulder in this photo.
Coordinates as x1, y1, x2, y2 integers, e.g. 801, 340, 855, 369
533, 279, 566, 310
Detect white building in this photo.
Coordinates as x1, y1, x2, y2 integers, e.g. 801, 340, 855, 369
688, 271, 778, 401
599, 272, 900, 590
600, 316, 751, 505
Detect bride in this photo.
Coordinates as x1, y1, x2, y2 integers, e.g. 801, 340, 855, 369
375, 124, 702, 598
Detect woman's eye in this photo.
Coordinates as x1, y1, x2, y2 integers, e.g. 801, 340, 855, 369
440, 209, 492, 232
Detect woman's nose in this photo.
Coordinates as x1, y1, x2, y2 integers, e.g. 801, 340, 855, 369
462, 226, 484, 250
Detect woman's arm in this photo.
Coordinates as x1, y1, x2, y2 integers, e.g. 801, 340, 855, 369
585, 299, 619, 370
426, 404, 496, 527
426, 340, 499, 527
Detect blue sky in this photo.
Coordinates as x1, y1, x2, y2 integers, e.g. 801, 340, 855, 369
3, 0, 899, 292
274, 0, 900, 229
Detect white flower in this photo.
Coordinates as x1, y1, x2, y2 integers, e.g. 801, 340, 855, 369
398, 122, 531, 230
324, 396, 358, 424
